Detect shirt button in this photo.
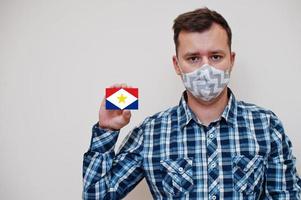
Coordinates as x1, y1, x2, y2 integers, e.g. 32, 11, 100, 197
209, 134, 214, 139
178, 167, 184, 173
211, 195, 217, 200
211, 162, 216, 168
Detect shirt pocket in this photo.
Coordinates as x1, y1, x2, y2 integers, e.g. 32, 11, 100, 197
233, 154, 265, 195
160, 157, 194, 197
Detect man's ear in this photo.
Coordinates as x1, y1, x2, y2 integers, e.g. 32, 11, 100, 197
172, 55, 182, 75
230, 51, 236, 71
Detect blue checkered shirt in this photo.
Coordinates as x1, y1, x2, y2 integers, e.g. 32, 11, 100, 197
83, 89, 301, 199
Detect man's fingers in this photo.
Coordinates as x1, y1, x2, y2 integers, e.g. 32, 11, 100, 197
108, 83, 130, 88
122, 110, 131, 119
112, 83, 121, 88
120, 83, 127, 88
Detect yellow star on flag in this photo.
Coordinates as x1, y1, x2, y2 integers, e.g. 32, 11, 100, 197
117, 94, 127, 103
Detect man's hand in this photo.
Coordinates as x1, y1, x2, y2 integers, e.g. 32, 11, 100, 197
98, 83, 132, 131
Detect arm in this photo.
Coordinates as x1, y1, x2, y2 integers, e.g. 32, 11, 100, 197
265, 112, 301, 199
82, 123, 145, 200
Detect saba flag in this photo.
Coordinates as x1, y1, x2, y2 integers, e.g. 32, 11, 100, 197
105, 88, 138, 110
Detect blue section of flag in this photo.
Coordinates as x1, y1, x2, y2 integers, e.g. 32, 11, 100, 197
106, 100, 121, 110
124, 100, 138, 110
106, 99, 139, 110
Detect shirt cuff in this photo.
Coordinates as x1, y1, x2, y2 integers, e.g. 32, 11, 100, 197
89, 122, 120, 153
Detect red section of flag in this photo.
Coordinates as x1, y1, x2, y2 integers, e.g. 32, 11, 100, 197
105, 88, 120, 98
123, 88, 138, 98
105, 88, 138, 98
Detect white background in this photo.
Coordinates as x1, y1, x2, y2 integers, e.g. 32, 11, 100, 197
1, 0, 300, 199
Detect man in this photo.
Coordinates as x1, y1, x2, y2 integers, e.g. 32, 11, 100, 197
82, 8, 301, 199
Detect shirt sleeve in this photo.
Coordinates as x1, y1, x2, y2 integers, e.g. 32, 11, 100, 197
265, 112, 301, 199
82, 122, 145, 200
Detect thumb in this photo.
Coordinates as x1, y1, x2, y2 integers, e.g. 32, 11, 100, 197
122, 110, 131, 119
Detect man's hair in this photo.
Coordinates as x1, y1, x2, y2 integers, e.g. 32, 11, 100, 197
173, 7, 232, 54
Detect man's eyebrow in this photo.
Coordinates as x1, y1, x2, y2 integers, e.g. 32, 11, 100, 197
183, 50, 226, 57
183, 52, 200, 57
210, 50, 226, 54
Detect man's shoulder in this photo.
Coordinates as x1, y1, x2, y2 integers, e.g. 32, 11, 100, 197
236, 100, 276, 118
232, 99, 284, 133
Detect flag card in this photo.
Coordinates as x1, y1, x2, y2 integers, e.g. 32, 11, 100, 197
105, 88, 138, 110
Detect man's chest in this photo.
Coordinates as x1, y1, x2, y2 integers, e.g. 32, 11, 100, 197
141, 121, 270, 199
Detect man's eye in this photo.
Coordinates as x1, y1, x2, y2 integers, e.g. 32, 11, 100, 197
211, 55, 222, 61
188, 57, 199, 63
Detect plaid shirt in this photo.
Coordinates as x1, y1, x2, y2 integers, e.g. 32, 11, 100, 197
83, 88, 301, 200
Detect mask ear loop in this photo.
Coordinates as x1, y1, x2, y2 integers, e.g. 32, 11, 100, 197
176, 56, 201, 75
176, 57, 185, 75
227, 64, 234, 75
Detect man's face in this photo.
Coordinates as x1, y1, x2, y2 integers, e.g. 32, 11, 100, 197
173, 23, 235, 75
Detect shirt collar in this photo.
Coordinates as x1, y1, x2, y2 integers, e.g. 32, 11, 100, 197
177, 91, 195, 129
221, 88, 237, 127
178, 88, 237, 129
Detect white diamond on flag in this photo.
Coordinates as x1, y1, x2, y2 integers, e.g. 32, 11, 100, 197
106, 88, 137, 109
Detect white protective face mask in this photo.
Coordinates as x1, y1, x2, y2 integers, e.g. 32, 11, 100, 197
180, 63, 231, 101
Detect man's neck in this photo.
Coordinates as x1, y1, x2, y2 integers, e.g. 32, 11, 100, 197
186, 88, 229, 126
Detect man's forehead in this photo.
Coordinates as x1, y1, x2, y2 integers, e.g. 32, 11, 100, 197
177, 25, 229, 55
